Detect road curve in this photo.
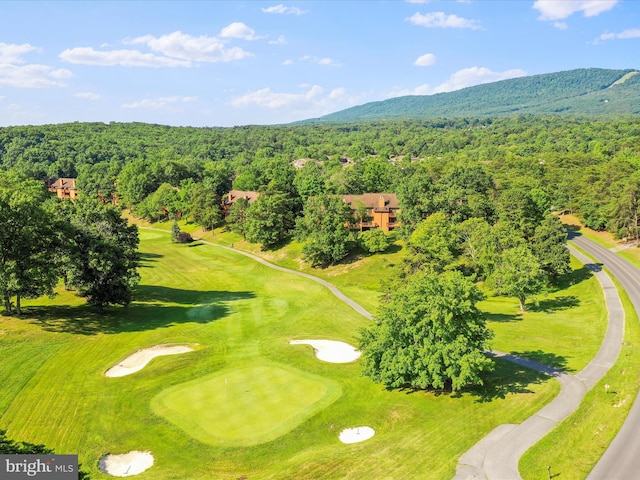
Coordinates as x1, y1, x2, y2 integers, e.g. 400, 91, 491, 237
569, 233, 640, 480
455, 242, 624, 480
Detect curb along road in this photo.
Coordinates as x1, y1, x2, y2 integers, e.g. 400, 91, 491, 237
454, 239, 625, 480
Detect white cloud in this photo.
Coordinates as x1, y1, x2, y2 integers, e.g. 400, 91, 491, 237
262, 4, 307, 15
129, 31, 252, 63
282, 59, 293, 65
121, 96, 197, 109
300, 55, 341, 66
269, 35, 287, 45
533, 0, 618, 21
388, 66, 527, 97
74, 92, 100, 100
554, 22, 569, 29
60, 47, 192, 67
229, 84, 362, 115
0, 42, 39, 63
594, 28, 640, 43
219, 22, 260, 40
0, 63, 73, 88
407, 11, 481, 29
0, 96, 5, 101
414, 53, 436, 66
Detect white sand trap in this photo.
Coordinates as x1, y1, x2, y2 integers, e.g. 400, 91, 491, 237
339, 426, 375, 444
289, 339, 361, 363
99, 451, 154, 477
105, 345, 194, 377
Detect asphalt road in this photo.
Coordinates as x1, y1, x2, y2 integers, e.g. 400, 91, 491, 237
570, 232, 640, 480
454, 242, 624, 480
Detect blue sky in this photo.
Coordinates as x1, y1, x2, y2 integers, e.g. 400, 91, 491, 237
0, 0, 638, 127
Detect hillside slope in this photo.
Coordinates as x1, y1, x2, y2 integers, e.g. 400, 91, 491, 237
307, 68, 640, 123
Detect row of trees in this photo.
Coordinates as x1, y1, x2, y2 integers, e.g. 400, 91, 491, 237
1, 117, 640, 242
0, 171, 140, 314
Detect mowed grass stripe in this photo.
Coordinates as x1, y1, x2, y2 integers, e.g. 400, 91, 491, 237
152, 362, 341, 446
0, 229, 597, 479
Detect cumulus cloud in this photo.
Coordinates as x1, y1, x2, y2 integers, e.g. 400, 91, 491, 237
300, 55, 341, 66
74, 92, 100, 100
594, 28, 640, 43
129, 31, 252, 62
262, 4, 307, 15
269, 35, 287, 45
388, 66, 527, 97
0, 63, 73, 88
230, 84, 361, 117
0, 42, 72, 88
407, 11, 481, 29
533, 0, 618, 21
60, 47, 192, 67
121, 96, 197, 109
282, 59, 294, 65
414, 53, 436, 66
0, 42, 39, 63
219, 22, 260, 40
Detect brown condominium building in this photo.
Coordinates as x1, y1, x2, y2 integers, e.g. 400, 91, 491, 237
342, 193, 399, 232
48, 178, 78, 199
221, 190, 260, 218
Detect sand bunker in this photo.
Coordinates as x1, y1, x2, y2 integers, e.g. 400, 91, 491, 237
99, 451, 154, 477
339, 426, 375, 444
105, 345, 194, 377
289, 339, 361, 363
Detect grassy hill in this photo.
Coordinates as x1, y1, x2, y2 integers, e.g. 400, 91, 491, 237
306, 68, 640, 123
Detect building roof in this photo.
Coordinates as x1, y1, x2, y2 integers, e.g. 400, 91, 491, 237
342, 193, 399, 211
50, 178, 77, 189
224, 190, 260, 205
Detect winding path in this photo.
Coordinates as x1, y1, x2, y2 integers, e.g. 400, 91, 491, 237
145, 227, 633, 478
569, 232, 640, 480
454, 241, 625, 480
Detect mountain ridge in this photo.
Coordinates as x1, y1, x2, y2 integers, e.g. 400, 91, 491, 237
302, 68, 640, 123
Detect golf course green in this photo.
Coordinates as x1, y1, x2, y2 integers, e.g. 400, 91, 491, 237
0, 228, 607, 479
152, 362, 341, 446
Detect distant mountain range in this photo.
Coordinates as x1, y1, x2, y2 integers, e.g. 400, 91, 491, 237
303, 68, 640, 123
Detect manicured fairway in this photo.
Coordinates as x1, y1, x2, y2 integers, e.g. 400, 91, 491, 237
0, 228, 605, 479
152, 362, 341, 446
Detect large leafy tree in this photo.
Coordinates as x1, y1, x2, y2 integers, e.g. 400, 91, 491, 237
296, 194, 355, 266
360, 271, 494, 391
0, 174, 61, 315
59, 199, 140, 312
488, 245, 545, 311
401, 212, 457, 275
531, 215, 571, 281
245, 193, 295, 249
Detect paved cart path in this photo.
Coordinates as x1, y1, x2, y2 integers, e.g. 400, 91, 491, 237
454, 242, 624, 480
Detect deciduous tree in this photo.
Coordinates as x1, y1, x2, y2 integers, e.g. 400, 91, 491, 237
359, 271, 493, 391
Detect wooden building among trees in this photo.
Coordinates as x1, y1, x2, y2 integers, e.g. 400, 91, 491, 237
342, 193, 400, 232
221, 190, 259, 218
47, 178, 78, 199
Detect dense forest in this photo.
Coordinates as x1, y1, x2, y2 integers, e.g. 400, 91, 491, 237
1, 115, 639, 240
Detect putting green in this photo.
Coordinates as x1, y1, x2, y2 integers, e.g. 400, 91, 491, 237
151, 362, 341, 446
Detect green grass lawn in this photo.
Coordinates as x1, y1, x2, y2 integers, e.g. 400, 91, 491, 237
484, 256, 607, 373
520, 274, 640, 479
152, 362, 341, 447
0, 227, 606, 479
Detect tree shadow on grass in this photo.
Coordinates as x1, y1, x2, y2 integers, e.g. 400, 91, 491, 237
27, 286, 255, 336
484, 312, 523, 323
529, 295, 580, 313
139, 252, 164, 268
464, 357, 553, 403
549, 265, 593, 291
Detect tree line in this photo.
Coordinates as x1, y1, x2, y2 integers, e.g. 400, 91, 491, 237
0, 171, 139, 314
